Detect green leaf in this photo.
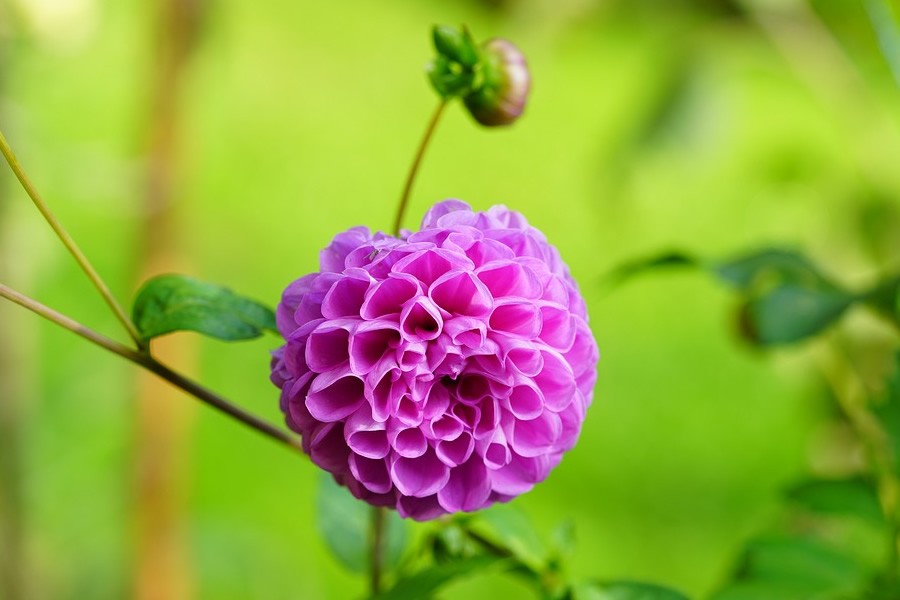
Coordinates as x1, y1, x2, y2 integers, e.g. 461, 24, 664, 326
604, 251, 700, 289
741, 285, 854, 346
465, 504, 548, 572
874, 351, 900, 475
864, 0, 900, 86
720, 536, 870, 598
372, 555, 508, 600
714, 249, 854, 346
574, 580, 690, 600
132, 274, 276, 342
713, 249, 833, 292
316, 473, 408, 574
785, 477, 885, 526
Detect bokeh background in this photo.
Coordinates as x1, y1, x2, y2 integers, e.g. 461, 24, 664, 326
1, 0, 899, 598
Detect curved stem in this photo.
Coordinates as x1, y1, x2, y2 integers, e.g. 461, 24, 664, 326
0, 129, 145, 350
392, 100, 447, 236
0, 283, 303, 452
370, 506, 387, 595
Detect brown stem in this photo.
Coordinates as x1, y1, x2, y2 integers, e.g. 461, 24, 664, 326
0, 283, 303, 452
0, 129, 145, 349
392, 100, 447, 236
135, 0, 205, 597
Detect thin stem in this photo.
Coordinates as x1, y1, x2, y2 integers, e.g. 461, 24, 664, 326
392, 100, 447, 236
0, 283, 303, 452
0, 129, 145, 350
370, 506, 387, 595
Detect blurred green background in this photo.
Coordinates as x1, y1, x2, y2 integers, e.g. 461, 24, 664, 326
1, 0, 899, 598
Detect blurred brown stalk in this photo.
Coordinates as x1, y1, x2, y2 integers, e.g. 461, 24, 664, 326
134, 1, 206, 599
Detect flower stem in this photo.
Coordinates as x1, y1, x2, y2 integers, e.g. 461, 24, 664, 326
0, 282, 303, 452
370, 506, 387, 595
392, 100, 447, 236
0, 128, 146, 350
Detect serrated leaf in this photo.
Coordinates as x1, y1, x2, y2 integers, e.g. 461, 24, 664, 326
724, 536, 870, 597
465, 504, 548, 572
316, 473, 408, 574
132, 274, 276, 342
786, 477, 885, 526
371, 555, 507, 600
575, 580, 690, 600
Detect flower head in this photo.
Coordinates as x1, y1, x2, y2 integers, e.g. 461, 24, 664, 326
271, 200, 598, 520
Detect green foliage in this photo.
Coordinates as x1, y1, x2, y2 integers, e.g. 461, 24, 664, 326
465, 505, 548, 573
131, 274, 276, 342
573, 581, 690, 600
714, 537, 871, 600
785, 477, 885, 526
874, 352, 900, 476
371, 555, 508, 600
316, 474, 409, 575
609, 248, 900, 346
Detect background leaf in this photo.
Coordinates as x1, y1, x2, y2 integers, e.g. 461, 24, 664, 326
785, 477, 885, 526
714, 536, 870, 599
132, 274, 277, 342
575, 580, 690, 600
371, 555, 507, 600
465, 504, 548, 572
874, 351, 900, 475
740, 286, 854, 346
316, 473, 409, 574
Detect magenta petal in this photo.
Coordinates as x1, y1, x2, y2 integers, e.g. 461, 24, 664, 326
436, 431, 475, 467
400, 298, 443, 342
360, 274, 420, 319
321, 270, 373, 319
391, 449, 450, 498
506, 383, 544, 420
344, 407, 389, 459
348, 454, 392, 494
437, 456, 491, 513
420, 199, 471, 228
482, 429, 512, 470
426, 414, 465, 441
390, 424, 428, 458
534, 350, 576, 412
539, 305, 576, 351
397, 494, 445, 521
430, 271, 492, 317
394, 249, 456, 286
349, 321, 400, 375
306, 372, 366, 422
490, 453, 550, 495
305, 323, 352, 373
489, 301, 542, 338
510, 410, 562, 457
308, 423, 351, 473
476, 261, 542, 299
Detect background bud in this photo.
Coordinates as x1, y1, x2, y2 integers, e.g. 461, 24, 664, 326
463, 38, 531, 127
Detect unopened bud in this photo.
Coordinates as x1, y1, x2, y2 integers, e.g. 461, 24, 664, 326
463, 38, 531, 127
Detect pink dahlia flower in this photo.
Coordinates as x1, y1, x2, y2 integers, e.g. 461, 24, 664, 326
270, 200, 598, 520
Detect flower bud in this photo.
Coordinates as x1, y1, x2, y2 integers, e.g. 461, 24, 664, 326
463, 38, 531, 127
